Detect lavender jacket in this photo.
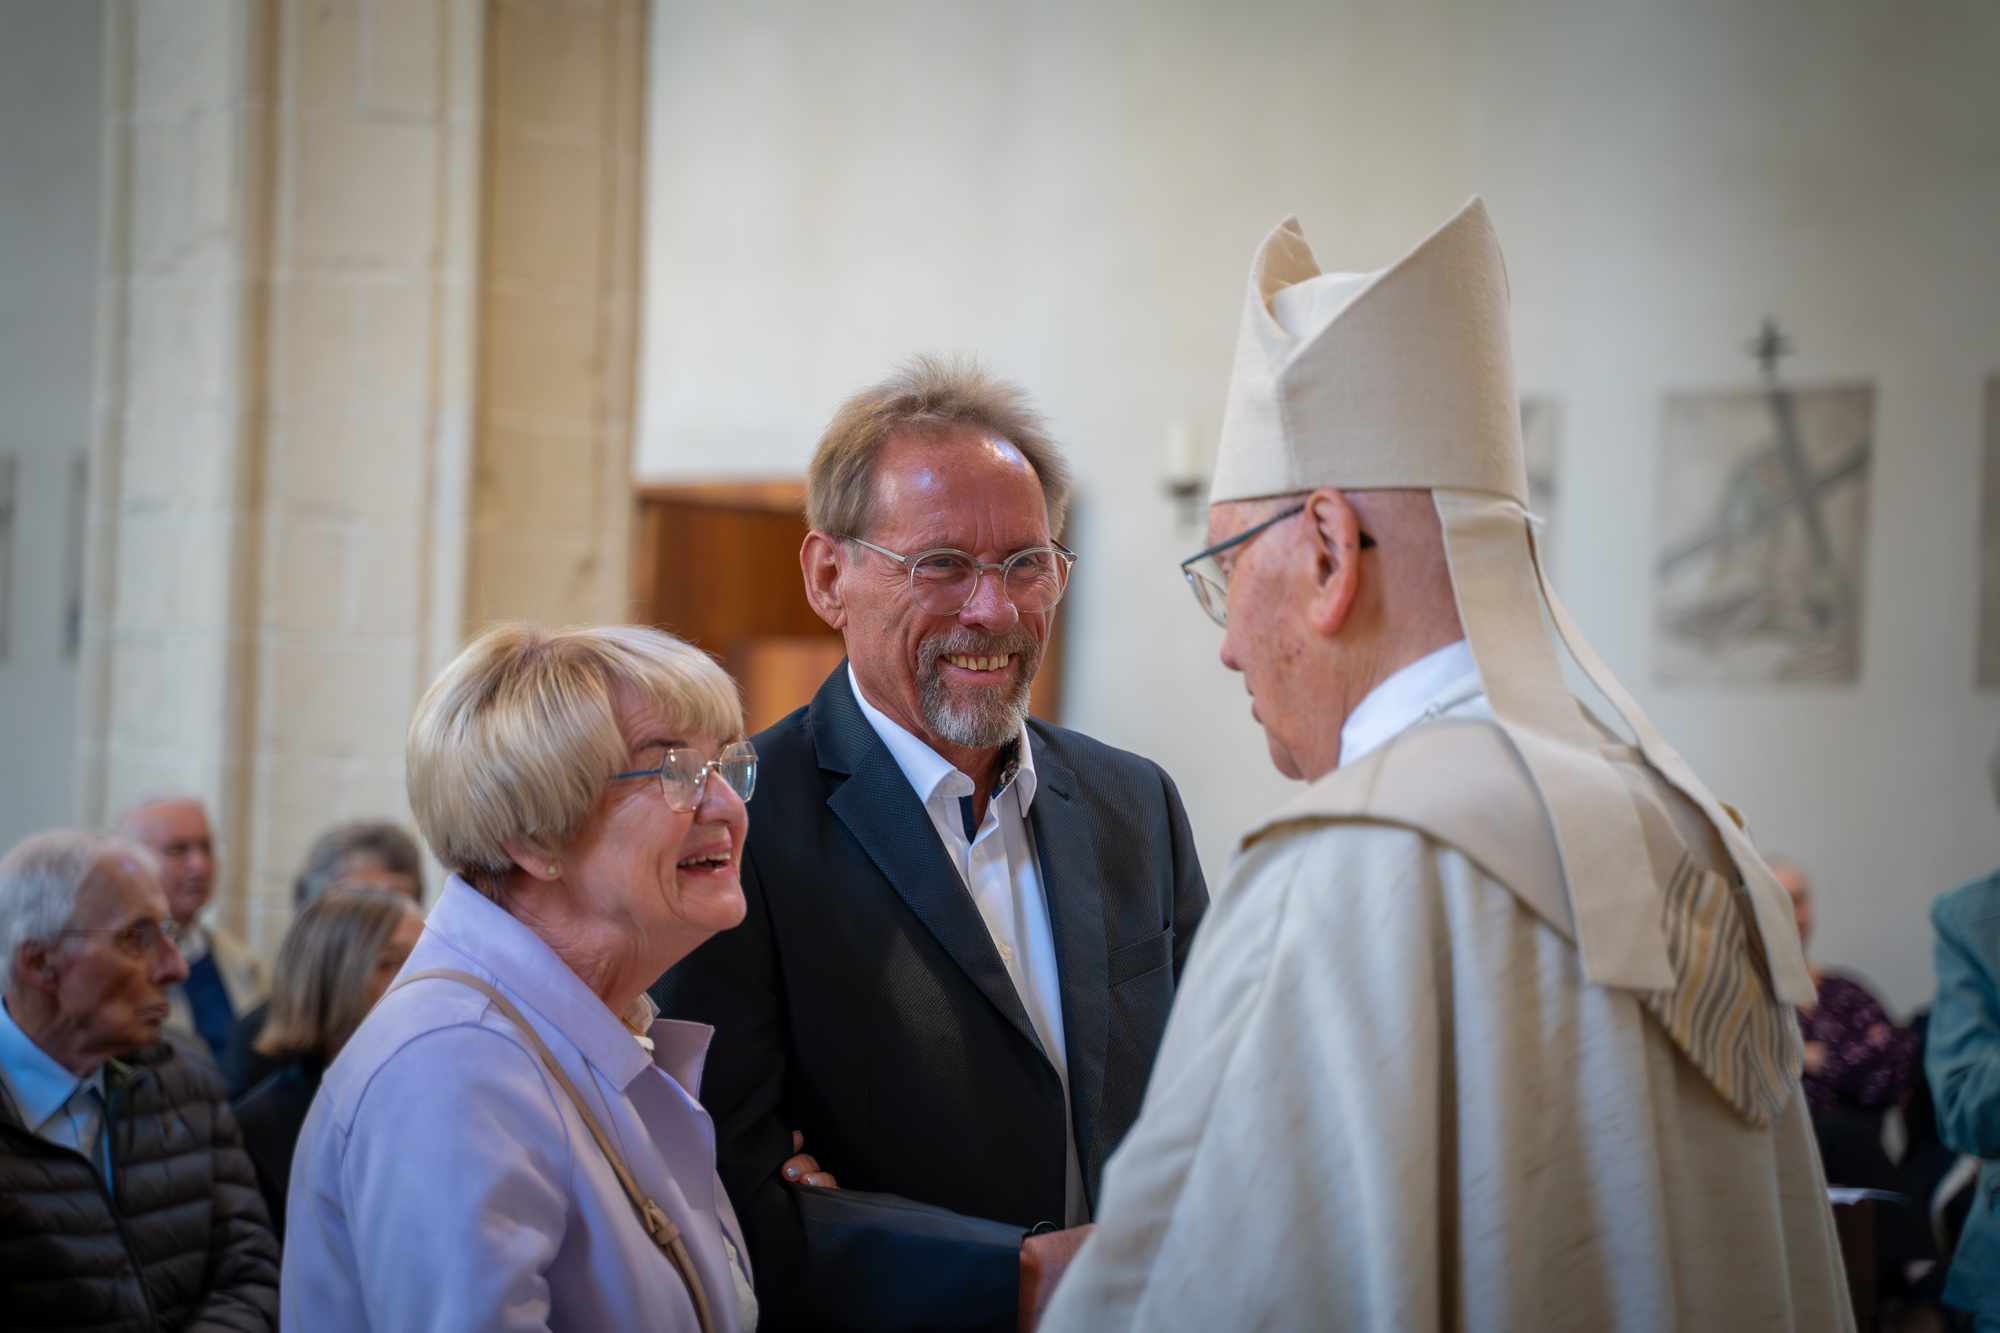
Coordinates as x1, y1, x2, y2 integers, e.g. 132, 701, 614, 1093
281, 876, 753, 1331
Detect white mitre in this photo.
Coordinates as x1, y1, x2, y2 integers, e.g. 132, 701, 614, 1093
1213, 198, 1812, 1003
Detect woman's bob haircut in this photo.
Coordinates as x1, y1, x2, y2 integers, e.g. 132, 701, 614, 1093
407, 622, 745, 889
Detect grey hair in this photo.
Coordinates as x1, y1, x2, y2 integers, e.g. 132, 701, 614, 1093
806, 353, 1073, 541
113, 790, 207, 832
294, 820, 426, 906
0, 830, 147, 990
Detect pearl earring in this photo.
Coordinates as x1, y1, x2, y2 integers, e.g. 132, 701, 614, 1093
546, 864, 559, 877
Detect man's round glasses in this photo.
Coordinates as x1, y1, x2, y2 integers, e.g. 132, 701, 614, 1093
610, 740, 757, 812
62, 918, 184, 960
847, 537, 1076, 616
1179, 504, 1374, 627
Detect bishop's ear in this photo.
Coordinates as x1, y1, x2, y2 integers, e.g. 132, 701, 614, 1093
1303, 488, 1363, 637
799, 531, 850, 631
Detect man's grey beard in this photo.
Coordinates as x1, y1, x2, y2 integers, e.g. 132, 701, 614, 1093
918, 627, 1043, 748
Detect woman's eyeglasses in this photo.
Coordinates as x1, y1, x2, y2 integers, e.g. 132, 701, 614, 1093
609, 740, 757, 812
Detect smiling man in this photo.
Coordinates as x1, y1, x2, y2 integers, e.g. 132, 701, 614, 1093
652, 355, 1208, 1332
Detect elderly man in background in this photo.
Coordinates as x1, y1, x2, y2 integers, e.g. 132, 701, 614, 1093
117, 795, 265, 1063
1040, 201, 1848, 1331
654, 355, 1208, 1331
0, 829, 280, 1330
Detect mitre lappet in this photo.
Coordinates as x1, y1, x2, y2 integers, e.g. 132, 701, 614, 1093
1212, 198, 1814, 1118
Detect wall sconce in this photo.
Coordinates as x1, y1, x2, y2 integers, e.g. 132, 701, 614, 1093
1164, 417, 1206, 531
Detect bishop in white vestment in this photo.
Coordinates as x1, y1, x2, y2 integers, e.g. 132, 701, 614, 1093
1039, 200, 1852, 1332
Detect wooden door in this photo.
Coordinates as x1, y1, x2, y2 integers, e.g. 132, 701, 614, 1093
632, 480, 1065, 733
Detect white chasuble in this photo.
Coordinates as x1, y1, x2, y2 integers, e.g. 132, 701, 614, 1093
1040, 721, 1852, 1333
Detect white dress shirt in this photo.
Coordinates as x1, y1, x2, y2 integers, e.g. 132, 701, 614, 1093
848, 664, 1088, 1226
0, 996, 110, 1181
1339, 638, 1490, 767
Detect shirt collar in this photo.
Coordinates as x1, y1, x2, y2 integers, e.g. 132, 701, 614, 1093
1338, 638, 1486, 767
847, 663, 1038, 817
0, 996, 103, 1132
416, 877, 664, 1091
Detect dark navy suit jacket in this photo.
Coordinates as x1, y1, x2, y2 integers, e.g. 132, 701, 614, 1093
652, 665, 1207, 1332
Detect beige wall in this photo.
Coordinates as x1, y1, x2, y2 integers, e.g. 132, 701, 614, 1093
52, 0, 640, 956
468, 0, 644, 629
0, 0, 101, 854
636, 0, 2000, 1012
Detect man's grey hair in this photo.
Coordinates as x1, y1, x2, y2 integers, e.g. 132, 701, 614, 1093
0, 830, 149, 990
806, 353, 1073, 541
294, 820, 425, 906
113, 789, 207, 833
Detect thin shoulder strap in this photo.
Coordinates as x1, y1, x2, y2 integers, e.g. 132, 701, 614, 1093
392, 967, 717, 1333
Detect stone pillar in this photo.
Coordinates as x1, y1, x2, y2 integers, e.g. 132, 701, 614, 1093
467, 0, 643, 628
71, 0, 454, 954
77, 0, 282, 925
81, 0, 642, 953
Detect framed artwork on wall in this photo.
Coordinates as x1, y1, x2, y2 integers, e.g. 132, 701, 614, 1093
1976, 375, 2000, 688
1653, 371, 1873, 686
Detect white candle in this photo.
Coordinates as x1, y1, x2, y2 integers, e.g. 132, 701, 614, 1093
1165, 418, 1203, 484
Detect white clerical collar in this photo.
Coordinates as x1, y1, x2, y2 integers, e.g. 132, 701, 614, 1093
1338, 639, 1488, 767
847, 663, 1038, 817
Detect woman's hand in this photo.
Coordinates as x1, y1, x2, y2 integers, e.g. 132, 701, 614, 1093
782, 1130, 838, 1189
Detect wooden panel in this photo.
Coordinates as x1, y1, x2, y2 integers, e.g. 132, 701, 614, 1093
636, 499, 829, 648
734, 635, 850, 732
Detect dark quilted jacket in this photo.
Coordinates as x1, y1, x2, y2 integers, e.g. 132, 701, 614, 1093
0, 1031, 279, 1331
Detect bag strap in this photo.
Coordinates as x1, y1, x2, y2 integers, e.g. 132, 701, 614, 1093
392, 968, 717, 1333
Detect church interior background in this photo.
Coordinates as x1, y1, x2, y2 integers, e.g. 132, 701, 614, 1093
1, 0, 1996, 1017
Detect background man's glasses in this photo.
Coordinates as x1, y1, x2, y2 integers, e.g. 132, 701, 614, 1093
610, 740, 758, 812
1179, 504, 1374, 627
62, 918, 184, 960
847, 537, 1076, 616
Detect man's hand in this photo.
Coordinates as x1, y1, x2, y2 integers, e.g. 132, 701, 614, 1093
1018, 1224, 1095, 1333
782, 1130, 838, 1188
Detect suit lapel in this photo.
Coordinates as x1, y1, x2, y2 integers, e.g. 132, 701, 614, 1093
813, 667, 1045, 1055
1025, 725, 1109, 1204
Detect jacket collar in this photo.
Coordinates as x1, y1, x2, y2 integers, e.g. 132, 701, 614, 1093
806, 663, 1114, 1203
418, 877, 689, 1094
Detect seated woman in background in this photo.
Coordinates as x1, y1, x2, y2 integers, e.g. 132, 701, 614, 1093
282, 623, 764, 1332
1780, 858, 1917, 1120
223, 820, 426, 1097
232, 885, 424, 1237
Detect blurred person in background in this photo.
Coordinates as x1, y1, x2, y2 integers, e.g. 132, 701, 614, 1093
0, 829, 279, 1329
1779, 859, 1918, 1121
1926, 745, 2000, 1330
283, 623, 762, 1332
116, 795, 265, 1065
1779, 858, 1938, 1310
223, 819, 425, 1097
653, 355, 1208, 1332
232, 885, 424, 1239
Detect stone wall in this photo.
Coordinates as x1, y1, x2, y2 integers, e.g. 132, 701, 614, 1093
74, 0, 640, 954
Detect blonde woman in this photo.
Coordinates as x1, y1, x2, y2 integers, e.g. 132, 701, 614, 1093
283, 624, 763, 1333
231, 886, 422, 1237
